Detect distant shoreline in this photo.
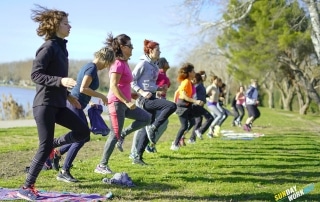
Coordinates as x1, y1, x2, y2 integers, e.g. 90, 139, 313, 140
0, 84, 36, 90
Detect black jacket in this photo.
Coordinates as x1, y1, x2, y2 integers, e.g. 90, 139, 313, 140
31, 37, 69, 108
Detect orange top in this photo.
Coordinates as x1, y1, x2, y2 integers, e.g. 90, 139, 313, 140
174, 79, 193, 103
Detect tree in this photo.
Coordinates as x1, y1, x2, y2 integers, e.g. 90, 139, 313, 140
178, 0, 319, 113
303, 0, 320, 62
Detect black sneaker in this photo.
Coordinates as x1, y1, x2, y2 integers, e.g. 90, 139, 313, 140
116, 137, 124, 152
52, 149, 61, 171
56, 170, 78, 183
145, 144, 157, 153
145, 145, 153, 153
132, 157, 147, 166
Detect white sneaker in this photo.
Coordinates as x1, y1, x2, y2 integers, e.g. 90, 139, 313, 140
94, 164, 113, 174
170, 144, 179, 151
195, 129, 203, 140
207, 133, 214, 138
129, 153, 137, 159
187, 139, 196, 144
214, 125, 221, 137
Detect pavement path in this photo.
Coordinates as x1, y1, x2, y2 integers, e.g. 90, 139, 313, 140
0, 119, 37, 128
0, 115, 110, 129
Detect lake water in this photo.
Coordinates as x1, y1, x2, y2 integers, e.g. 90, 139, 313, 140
0, 86, 35, 111
0, 86, 104, 119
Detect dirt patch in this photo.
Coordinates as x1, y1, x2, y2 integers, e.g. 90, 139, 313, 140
0, 139, 106, 179
0, 150, 34, 178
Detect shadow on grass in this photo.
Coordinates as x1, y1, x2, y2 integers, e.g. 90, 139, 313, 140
131, 192, 277, 201
159, 153, 319, 163
113, 191, 320, 201
222, 162, 319, 169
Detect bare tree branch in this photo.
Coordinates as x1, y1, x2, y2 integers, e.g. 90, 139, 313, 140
198, 0, 256, 30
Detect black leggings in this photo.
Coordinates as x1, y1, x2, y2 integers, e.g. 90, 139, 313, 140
143, 97, 177, 128
136, 98, 176, 157
236, 104, 245, 123
25, 105, 90, 187
173, 109, 194, 146
190, 105, 214, 140
246, 105, 260, 120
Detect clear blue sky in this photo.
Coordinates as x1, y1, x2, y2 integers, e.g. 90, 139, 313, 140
0, 0, 188, 66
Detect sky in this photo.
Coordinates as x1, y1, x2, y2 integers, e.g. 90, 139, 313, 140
0, 0, 190, 66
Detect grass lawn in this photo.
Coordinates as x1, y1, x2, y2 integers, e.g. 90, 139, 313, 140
0, 107, 319, 201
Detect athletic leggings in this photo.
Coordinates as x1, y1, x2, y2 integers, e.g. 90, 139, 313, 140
217, 103, 228, 126
25, 105, 90, 187
135, 97, 176, 156
173, 108, 194, 146
236, 104, 245, 123
207, 104, 223, 127
142, 97, 177, 128
189, 105, 214, 141
99, 102, 151, 165
58, 102, 90, 171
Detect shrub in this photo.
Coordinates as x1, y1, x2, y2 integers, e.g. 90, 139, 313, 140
0, 94, 25, 120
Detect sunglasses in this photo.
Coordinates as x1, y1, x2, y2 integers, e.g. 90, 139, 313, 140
124, 44, 133, 49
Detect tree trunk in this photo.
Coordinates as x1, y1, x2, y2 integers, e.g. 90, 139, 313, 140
279, 54, 320, 107
262, 82, 274, 108
295, 85, 311, 115
281, 93, 293, 111
276, 80, 295, 111
267, 90, 274, 109
304, 0, 320, 63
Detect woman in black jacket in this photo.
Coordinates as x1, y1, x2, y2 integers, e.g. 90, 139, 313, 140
17, 5, 90, 201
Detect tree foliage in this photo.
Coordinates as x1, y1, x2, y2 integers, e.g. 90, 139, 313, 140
218, 0, 311, 81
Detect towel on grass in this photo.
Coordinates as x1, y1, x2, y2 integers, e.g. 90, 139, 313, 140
0, 187, 107, 201
220, 130, 265, 140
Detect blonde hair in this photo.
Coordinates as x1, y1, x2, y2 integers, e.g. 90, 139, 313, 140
94, 47, 115, 64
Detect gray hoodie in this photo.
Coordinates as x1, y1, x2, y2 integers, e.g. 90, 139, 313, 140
131, 54, 159, 93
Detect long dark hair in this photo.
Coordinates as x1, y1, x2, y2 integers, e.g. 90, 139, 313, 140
104, 33, 131, 58
194, 73, 203, 84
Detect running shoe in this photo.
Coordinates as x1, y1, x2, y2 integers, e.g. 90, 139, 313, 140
195, 129, 203, 140
56, 170, 78, 183
116, 137, 124, 152
94, 164, 113, 174
187, 139, 196, 144
170, 143, 179, 151
17, 184, 42, 201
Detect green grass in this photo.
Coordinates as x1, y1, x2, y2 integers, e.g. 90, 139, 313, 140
0, 107, 319, 201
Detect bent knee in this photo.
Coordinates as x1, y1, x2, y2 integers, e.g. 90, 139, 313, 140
254, 114, 260, 119
168, 103, 177, 112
